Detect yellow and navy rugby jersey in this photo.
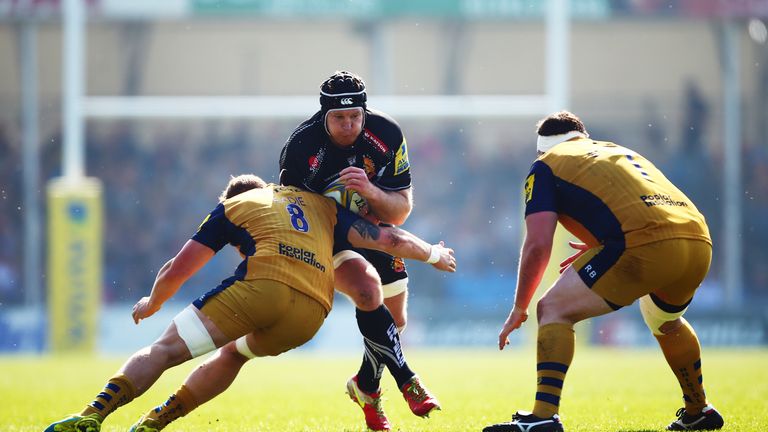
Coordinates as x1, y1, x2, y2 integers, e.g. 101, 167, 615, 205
192, 184, 359, 312
524, 138, 711, 249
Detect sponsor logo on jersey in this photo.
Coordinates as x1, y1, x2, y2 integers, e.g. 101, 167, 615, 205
524, 174, 535, 203
308, 155, 320, 171
639, 193, 689, 207
278, 242, 326, 272
391, 256, 405, 273
364, 129, 389, 154
197, 213, 211, 232
394, 140, 410, 175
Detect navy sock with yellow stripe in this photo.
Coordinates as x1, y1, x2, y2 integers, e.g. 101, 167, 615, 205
532, 323, 574, 419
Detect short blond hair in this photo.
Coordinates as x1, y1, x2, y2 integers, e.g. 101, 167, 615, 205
219, 174, 267, 202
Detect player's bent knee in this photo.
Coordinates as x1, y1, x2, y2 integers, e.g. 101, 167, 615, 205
639, 294, 688, 336
345, 281, 382, 311
173, 305, 217, 358
535, 295, 560, 324
335, 256, 383, 310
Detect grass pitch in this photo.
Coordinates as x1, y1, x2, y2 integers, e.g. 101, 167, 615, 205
3, 347, 766, 431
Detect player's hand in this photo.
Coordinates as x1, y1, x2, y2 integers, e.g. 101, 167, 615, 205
132, 296, 160, 324
431, 241, 456, 272
498, 305, 528, 350
339, 166, 377, 199
559, 241, 589, 274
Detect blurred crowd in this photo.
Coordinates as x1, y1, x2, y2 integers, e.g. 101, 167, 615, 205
1, 101, 767, 314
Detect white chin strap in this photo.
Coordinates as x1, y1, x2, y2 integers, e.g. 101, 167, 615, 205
536, 131, 587, 153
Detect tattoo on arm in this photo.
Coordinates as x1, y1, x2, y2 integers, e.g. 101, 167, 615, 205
351, 219, 381, 241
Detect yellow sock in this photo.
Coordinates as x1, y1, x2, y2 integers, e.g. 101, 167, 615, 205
655, 318, 707, 413
532, 323, 574, 418
145, 385, 200, 428
80, 374, 137, 418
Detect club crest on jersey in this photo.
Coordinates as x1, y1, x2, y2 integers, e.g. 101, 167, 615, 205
524, 174, 535, 203
391, 257, 406, 273
364, 130, 389, 154
394, 140, 410, 175
363, 156, 376, 178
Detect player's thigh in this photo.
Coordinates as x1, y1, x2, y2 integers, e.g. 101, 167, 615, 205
537, 266, 614, 325
197, 279, 293, 341
245, 289, 328, 357
334, 252, 383, 310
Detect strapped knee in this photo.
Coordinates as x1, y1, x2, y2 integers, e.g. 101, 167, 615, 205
639, 294, 689, 336
235, 335, 258, 359
173, 305, 216, 357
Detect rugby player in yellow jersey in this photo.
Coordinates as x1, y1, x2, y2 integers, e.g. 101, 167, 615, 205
43, 174, 456, 432
484, 111, 723, 432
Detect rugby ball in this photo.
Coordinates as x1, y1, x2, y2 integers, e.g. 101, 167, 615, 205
322, 179, 369, 215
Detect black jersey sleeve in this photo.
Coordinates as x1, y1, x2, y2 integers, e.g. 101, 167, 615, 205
363, 111, 411, 191
279, 139, 307, 189
376, 136, 412, 191
524, 160, 558, 216
191, 203, 236, 253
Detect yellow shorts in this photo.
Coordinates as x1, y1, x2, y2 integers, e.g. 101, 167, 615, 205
573, 238, 712, 309
195, 279, 327, 356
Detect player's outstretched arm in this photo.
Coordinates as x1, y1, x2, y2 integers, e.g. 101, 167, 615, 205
346, 218, 456, 272
498, 211, 558, 349
132, 239, 215, 324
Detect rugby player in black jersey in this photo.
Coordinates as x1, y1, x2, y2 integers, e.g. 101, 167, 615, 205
279, 71, 439, 431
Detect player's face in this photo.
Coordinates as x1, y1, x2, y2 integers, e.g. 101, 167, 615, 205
326, 108, 364, 148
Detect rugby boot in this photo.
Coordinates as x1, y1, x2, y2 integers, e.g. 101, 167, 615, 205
346, 375, 391, 431
667, 404, 724, 430
43, 413, 103, 432
483, 411, 564, 432
400, 376, 441, 417
127, 415, 162, 432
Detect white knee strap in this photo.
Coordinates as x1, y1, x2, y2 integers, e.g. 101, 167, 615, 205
639, 295, 688, 336
173, 305, 216, 358
235, 335, 257, 359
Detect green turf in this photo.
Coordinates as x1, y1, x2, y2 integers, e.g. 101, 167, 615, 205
3, 347, 766, 431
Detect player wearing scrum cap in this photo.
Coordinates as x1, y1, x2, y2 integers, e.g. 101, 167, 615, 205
279, 71, 439, 431
484, 111, 723, 432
